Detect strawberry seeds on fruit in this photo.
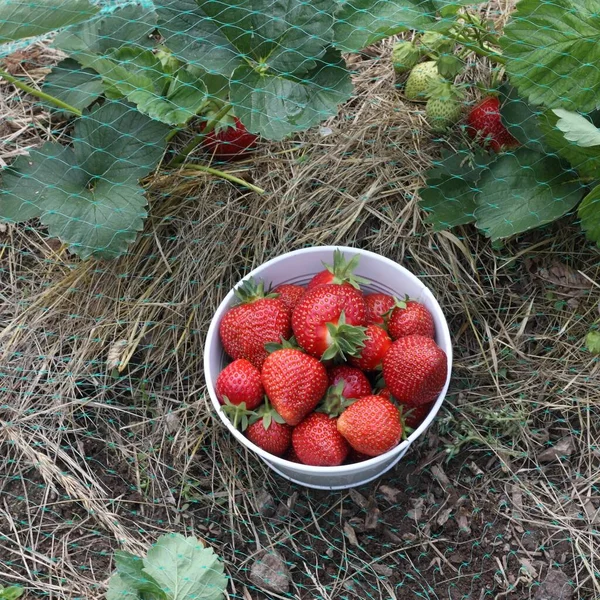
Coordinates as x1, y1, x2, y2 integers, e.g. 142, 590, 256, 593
466, 96, 520, 153
292, 412, 349, 466
201, 111, 258, 161
215, 358, 263, 410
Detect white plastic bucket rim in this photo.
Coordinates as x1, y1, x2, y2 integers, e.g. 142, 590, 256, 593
203, 246, 452, 490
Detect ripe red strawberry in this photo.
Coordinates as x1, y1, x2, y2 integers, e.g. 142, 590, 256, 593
292, 413, 349, 466
219, 278, 290, 369
364, 293, 395, 326
382, 335, 447, 405
328, 365, 371, 400
201, 116, 257, 161
378, 387, 434, 430
246, 403, 292, 457
388, 300, 435, 340
215, 359, 263, 410
349, 324, 392, 371
307, 250, 370, 290
466, 96, 520, 153
337, 395, 402, 457
273, 284, 305, 313
261, 348, 328, 425
292, 284, 368, 361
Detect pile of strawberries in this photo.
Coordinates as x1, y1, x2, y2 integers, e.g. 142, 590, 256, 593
215, 251, 448, 467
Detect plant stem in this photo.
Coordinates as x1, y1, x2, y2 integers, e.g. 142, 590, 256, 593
167, 104, 232, 168
0, 67, 83, 116
445, 34, 505, 65
181, 163, 265, 195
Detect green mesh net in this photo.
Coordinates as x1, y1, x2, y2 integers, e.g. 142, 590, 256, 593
0, 0, 599, 598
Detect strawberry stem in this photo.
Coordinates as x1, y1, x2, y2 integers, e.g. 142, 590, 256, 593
321, 312, 368, 362
178, 163, 265, 195
322, 250, 371, 289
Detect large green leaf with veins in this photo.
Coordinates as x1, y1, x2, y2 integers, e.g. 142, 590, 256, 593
501, 0, 600, 112
578, 184, 600, 245
0, 102, 168, 259
230, 48, 353, 140
0, 0, 98, 44
474, 148, 583, 240
157, 0, 335, 78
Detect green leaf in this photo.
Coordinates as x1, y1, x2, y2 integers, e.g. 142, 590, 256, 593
143, 533, 227, 600
578, 184, 600, 244
501, 0, 600, 112
0, 102, 168, 259
553, 109, 600, 148
498, 83, 548, 154
41, 58, 103, 112
112, 551, 167, 599
106, 574, 140, 600
231, 48, 353, 140
333, 0, 435, 53
0, 586, 23, 600
538, 110, 600, 179
158, 0, 334, 78
54, 3, 157, 54
419, 148, 493, 230
0, 0, 98, 44
436, 54, 464, 79
585, 330, 600, 355
474, 148, 583, 240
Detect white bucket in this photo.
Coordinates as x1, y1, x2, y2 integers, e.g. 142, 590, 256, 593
204, 246, 452, 490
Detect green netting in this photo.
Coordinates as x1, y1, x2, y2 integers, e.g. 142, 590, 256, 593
0, 0, 599, 598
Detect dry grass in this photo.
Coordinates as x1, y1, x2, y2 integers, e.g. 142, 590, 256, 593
1, 20, 599, 600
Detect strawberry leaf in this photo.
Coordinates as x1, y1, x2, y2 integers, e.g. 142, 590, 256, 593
474, 148, 583, 240
552, 109, 600, 148
41, 58, 104, 113
0, 101, 168, 259
501, 0, 600, 112
578, 184, 600, 245
538, 109, 600, 179
110, 551, 166, 600
143, 533, 227, 600
418, 148, 493, 231
230, 48, 352, 141
0, 0, 99, 44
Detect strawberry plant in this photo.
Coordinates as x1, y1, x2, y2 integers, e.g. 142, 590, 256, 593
415, 0, 600, 247
106, 532, 227, 600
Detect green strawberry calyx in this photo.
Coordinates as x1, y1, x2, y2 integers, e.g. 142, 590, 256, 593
222, 397, 254, 431
264, 336, 302, 353
316, 381, 357, 418
234, 277, 279, 305
321, 311, 368, 362
248, 397, 286, 430
426, 81, 466, 102
321, 249, 371, 289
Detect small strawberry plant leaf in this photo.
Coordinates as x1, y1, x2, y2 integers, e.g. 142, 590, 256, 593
436, 54, 464, 79
106, 574, 140, 600
41, 58, 104, 112
538, 110, 600, 179
112, 551, 167, 599
578, 184, 600, 245
230, 48, 353, 141
474, 148, 583, 240
0, 0, 99, 44
143, 533, 227, 600
498, 83, 548, 154
157, 0, 335, 78
0, 587, 23, 600
333, 0, 435, 52
501, 0, 600, 112
0, 101, 168, 259
419, 148, 493, 230
585, 330, 600, 355
553, 109, 600, 148
54, 3, 157, 54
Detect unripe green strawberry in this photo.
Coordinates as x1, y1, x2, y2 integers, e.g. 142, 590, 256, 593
391, 41, 421, 75
404, 61, 442, 101
425, 82, 465, 132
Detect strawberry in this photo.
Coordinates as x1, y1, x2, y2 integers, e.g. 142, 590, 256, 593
382, 335, 447, 405
246, 401, 292, 457
219, 278, 290, 369
284, 444, 304, 464
337, 395, 402, 457
261, 348, 328, 426
349, 324, 392, 371
215, 359, 263, 410
426, 81, 464, 132
467, 96, 520, 153
378, 387, 433, 430
292, 413, 349, 466
364, 293, 395, 326
201, 115, 257, 161
307, 250, 370, 291
292, 284, 368, 361
388, 300, 435, 340
404, 61, 441, 101
273, 284, 305, 313
345, 448, 373, 464
392, 41, 421, 75
328, 365, 371, 400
